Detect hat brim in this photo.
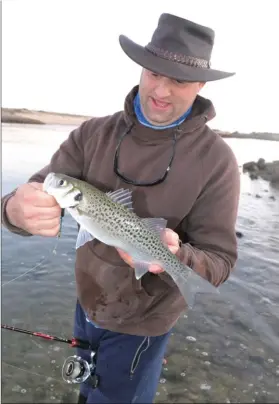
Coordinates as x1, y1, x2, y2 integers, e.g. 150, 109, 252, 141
119, 35, 235, 82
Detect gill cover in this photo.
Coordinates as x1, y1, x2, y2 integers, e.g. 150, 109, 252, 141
43, 172, 82, 209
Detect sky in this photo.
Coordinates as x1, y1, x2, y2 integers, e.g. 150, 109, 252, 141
2, 0, 279, 133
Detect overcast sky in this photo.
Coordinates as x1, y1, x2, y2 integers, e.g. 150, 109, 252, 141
2, 0, 279, 133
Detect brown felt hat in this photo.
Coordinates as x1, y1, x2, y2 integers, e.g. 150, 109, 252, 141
119, 13, 235, 82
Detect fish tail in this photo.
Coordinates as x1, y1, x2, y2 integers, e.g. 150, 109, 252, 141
169, 261, 219, 309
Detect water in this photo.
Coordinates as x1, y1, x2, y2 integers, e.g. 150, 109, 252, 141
1, 123, 279, 403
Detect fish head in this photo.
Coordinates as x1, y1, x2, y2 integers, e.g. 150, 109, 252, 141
43, 172, 83, 209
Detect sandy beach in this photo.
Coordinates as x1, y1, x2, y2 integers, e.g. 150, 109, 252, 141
1, 107, 92, 126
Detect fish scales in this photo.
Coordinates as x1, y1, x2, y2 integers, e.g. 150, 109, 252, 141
83, 192, 180, 271
77, 183, 167, 259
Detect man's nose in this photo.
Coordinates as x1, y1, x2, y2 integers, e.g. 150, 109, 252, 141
153, 79, 171, 99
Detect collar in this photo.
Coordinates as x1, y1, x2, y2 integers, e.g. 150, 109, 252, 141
133, 92, 192, 130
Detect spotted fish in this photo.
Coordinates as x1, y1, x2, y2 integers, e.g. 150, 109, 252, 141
43, 172, 218, 307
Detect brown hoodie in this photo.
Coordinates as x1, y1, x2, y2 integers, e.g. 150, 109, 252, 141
1, 86, 240, 336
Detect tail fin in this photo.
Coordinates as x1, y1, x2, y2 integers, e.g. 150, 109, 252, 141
172, 265, 219, 309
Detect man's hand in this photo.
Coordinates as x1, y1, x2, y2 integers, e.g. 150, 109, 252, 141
116, 228, 180, 274
5, 182, 61, 237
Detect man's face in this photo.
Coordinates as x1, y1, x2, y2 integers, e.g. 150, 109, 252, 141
138, 69, 205, 126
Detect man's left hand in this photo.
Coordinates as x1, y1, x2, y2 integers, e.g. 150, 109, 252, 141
116, 228, 180, 274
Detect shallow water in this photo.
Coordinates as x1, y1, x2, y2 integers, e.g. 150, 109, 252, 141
1, 123, 279, 403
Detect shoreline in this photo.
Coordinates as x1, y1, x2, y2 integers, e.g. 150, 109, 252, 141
1, 107, 92, 126
1, 107, 279, 141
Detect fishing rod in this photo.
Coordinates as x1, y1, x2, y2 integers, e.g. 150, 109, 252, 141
1, 323, 100, 386
1, 323, 90, 349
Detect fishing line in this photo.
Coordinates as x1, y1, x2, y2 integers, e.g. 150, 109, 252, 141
1, 210, 96, 388
2, 361, 66, 386
1, 238, 60, 287
1, 210, 64, 287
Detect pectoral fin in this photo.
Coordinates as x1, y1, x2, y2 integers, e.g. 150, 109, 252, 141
76, 227, 95, 249
133, 260, 150, 280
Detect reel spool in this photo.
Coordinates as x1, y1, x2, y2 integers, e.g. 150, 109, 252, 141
62, 355, 91, 384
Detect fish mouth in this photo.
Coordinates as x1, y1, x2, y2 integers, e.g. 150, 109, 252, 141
43, 172, 81, 209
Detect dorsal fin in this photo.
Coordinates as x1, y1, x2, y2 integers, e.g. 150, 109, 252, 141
106, 188, 134, 210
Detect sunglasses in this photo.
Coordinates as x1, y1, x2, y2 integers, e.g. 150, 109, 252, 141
113, 125, 178, 187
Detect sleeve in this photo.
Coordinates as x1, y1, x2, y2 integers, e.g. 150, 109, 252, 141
1, 121, 88, 236
160, 136, 240, 287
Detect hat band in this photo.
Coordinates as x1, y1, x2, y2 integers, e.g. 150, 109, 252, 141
145, 43, 210, 69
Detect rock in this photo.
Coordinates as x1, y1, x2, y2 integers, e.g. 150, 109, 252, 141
243, 159, 279, 183
248, 355, 265, 365
270, 163, 279, 183
249, 173, 258, 180
269, 196, 276, 200
243, 161, 259, 173
257, 158, 266, 169
255, 194, 261, 198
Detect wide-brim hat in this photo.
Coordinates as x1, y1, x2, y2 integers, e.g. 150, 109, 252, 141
119, 13, 235, 82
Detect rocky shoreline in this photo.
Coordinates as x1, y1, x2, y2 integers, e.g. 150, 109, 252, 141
2, 107, 279, 142
243, 158, 279, 184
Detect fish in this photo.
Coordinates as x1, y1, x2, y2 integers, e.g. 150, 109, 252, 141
43, 172, 218, 308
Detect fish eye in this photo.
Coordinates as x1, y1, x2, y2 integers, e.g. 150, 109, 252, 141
58, 179, 65, 186
74, 192, 83, 202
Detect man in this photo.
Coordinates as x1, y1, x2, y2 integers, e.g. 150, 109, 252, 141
1, 13, 240, 404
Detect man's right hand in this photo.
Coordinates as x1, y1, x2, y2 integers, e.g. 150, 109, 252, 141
5, 182, 62, 237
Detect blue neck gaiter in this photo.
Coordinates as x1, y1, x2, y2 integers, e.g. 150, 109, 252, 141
133, 92, 192, 130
